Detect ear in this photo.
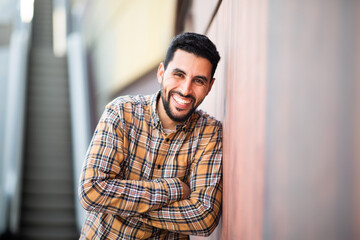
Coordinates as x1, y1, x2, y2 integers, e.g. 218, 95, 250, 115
206, 78, 216, 95
157, 62, 164, 84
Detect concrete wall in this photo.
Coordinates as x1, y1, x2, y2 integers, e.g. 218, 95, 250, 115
80, 0, 177, 115
194, 0, 360, 239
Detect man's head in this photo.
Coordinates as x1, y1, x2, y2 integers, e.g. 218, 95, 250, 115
164, 32, 220, 79
157, 32, 220, 129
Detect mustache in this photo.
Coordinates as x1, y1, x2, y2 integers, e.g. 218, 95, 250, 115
169, 90, 196, 102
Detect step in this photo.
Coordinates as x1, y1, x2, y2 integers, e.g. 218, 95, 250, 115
29, 66, 68, 78
20, 225, 78, 240
26, 126, 72, 139
21, 208, 76, 227
29, 56, 67, 69
25, 158, 76, 172
26, 101, 71, 114
27, 84, 69, 96
25, 124, 72, 138
21, 201, 75, 212
21, 187, 75, 200
23, 164, 74, 181
24, 149, 73, 160
28, 82, 69, 92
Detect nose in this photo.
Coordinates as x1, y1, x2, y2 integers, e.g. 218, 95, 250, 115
179, 78, 193, 97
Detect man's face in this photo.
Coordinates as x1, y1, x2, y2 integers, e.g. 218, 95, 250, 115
157, 49, 215, 126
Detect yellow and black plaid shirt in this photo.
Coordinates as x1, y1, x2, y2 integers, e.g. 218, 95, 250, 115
79, 91, 222, 239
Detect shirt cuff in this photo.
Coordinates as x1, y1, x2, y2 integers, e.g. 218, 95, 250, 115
159, 178, 184, 203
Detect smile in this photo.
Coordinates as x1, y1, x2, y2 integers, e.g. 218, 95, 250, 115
173, 95, 192, 105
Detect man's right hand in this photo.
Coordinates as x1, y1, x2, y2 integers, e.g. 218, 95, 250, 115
180, 181, 191, 199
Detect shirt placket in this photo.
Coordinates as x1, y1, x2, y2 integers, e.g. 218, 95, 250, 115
152, 130, 187, 179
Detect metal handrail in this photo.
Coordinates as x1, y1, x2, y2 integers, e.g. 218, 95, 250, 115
67, 32, 90, 231
53, 0, 90, 231
2, 3, 33, 233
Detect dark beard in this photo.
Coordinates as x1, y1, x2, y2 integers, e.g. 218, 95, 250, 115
160, 88, 196, 123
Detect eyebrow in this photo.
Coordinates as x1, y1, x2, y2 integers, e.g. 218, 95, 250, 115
172, 68, 209, 83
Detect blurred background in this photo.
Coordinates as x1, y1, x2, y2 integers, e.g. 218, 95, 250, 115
0, 0, 359, 240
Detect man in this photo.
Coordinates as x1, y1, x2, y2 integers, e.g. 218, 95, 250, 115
79, 32, 222, 239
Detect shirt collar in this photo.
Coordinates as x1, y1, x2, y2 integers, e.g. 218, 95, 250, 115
150, 90, 195, 133
150, 91, 161, 129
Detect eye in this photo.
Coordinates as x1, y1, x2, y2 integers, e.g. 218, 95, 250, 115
174, 72, 184, 78
194, 78, 205, 85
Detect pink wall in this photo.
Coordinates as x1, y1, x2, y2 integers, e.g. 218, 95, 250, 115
193, 0, 360, 239
208, 1, 267, 239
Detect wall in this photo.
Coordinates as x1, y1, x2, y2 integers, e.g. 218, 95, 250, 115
114, 67, 159, 98
210, 1, 266, 239
192, 0, 360, 239
80, 0, 177, 115
264, 2, 359, 239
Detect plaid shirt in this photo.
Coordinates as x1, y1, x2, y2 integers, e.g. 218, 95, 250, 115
79, 91, 222, 239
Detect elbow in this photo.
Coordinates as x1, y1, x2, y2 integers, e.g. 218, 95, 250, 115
79, 194, 92, 212
199, 219, 219, 237
78, 182, 97, 211
192, 207, 221, 236
191, 222, 217, 237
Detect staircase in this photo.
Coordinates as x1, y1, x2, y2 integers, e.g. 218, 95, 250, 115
19, 0, 78, 239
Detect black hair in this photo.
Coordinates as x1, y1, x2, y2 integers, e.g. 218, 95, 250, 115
164, 32, 220, 79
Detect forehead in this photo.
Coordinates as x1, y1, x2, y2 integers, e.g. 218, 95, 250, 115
167, 49, 212, 77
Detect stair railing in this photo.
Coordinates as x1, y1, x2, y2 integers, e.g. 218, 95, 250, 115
2, 0, 33, 234
65, 1, 90, 231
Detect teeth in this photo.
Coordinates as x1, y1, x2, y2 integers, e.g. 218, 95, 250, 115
173, 95, 190, 105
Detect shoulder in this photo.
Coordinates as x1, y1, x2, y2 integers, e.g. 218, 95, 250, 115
104, 94, 153, 120
193, 109, 223, 135
100, 94, 152, 126
106, 94, 152, 111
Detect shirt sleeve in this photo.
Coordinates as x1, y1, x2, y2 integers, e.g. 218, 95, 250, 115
78, 103, 185, 217
136, 124, 223, 237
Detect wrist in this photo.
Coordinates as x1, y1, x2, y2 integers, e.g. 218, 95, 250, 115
159, 178, 184, 203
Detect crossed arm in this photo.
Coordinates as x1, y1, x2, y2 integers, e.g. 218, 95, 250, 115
79, 105, 222, 236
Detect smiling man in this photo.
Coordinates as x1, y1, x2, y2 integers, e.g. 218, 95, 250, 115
79, 32, 222, 240
158, 49, 214, 129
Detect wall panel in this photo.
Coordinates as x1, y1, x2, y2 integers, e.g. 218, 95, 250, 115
201, 0, 360, 239
208, 0, 268, 239
264, 1, 359, 239
190, 0, 360, 239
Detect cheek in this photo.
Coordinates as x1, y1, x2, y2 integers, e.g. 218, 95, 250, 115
163, 78, 179, 91
196, 88, 209, 100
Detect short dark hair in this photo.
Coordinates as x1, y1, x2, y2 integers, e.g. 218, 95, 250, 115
164, 32, 220, 79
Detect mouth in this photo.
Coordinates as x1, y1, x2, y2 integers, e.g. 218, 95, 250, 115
171, 93, 194, 109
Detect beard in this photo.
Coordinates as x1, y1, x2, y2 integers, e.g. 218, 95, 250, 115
160, 83, 197, 123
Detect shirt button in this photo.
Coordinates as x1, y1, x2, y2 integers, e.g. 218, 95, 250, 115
157, 164, 161, 169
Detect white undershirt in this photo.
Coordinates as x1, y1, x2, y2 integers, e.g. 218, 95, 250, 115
163, 128, 175, 135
